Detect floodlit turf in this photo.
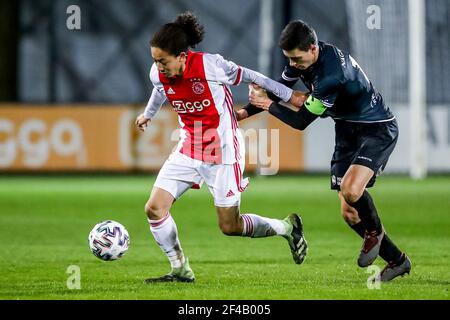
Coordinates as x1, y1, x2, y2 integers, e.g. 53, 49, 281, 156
0, 175, 449, 300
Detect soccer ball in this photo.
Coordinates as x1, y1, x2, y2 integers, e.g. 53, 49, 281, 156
88, 220, 130, 261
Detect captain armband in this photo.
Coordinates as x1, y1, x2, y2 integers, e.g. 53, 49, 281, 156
304, 96, 327, 116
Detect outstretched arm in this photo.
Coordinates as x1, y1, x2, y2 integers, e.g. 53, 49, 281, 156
239, 67, 294, 103
266, 67, 300, 103
249, 90, 320, 131
268, 102, 318, 131
207, 54, 299, 104
237, 70, 307, 121
207, 54, 309, 120
236, 83, 310, 121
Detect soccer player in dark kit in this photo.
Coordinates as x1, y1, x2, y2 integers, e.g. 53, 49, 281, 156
239, 20, 411, 282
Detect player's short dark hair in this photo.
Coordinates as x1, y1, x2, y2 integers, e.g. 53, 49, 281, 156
279, 20, 318, 51
151, 11, 205, 56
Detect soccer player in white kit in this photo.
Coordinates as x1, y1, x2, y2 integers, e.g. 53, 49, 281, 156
136, 12, 307, 283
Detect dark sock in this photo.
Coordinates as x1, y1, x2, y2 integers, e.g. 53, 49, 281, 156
381, 235, 404, 265
348, 190, 382, 234
348, 221, 403, 264
349, 221, 365, 238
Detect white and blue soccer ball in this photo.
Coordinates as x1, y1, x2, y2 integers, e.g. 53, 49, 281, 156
88, 220, 130, 261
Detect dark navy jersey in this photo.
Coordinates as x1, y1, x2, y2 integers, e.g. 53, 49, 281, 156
279, 41, 395, 122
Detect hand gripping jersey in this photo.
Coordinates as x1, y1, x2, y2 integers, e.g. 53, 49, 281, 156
144, 51, 293, 164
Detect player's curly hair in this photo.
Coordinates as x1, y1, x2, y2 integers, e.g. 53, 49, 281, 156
151, 11, 205, 56
279, 20, 318, 52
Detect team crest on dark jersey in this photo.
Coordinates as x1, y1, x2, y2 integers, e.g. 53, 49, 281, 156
192, 82, 205, 94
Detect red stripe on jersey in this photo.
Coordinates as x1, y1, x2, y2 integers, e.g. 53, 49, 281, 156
225, 89, 240, 136
225, 90, 241, 161
224, 96, 240, 162
233, 67, 242, 86
223, 86, 241, 161
224, 86, 239, 126
158, 51, 222, 164
225, 99, 238, 145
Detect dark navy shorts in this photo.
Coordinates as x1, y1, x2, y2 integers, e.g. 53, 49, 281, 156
330, 119, 398, 190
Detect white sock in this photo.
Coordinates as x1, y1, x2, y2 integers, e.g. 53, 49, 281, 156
148, 212, 185, 268
241, 213, 289, 238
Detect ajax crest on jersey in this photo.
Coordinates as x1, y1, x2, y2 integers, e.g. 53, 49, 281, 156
192, 82, 205, 94
88, 220, 130, 261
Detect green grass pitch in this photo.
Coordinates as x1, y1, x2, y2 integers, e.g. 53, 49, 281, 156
0, 175, 449, 300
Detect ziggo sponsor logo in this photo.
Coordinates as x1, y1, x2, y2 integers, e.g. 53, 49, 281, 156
171, 99, 211, 113
0, 118, 85, 167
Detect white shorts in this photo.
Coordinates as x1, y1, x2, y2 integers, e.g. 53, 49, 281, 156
154, 152, 249, 207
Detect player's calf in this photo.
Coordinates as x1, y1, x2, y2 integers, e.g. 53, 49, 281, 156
216, 206, 244, 236
218, 220, 243, 236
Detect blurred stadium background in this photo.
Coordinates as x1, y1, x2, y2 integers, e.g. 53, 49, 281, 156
1, 0, 449, 175
0, 0, 449, 300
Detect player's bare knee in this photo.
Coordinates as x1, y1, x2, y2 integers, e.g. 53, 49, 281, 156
341, 183, 363, 204
145, 201, 166, 220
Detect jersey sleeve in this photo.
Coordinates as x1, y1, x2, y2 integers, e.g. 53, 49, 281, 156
267, 65, 301, 102
204, 53, 293, 103
204, 53, 243, 86
143, 64, 167, 120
